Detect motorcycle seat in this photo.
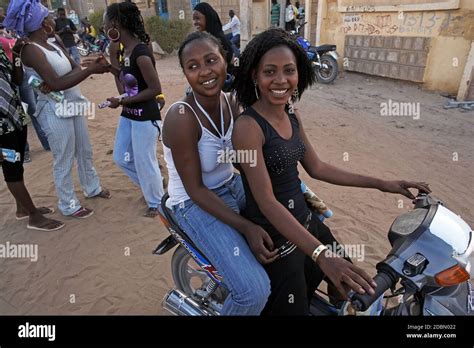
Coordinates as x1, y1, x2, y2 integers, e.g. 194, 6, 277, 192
311, 44, 337, 53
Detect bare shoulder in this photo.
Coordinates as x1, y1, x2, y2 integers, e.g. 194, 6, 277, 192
162, 99, 201, 144
233, 113, 264, 145
21, 43, 42, 65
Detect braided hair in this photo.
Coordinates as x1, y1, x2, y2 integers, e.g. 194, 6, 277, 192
233, 28, 316, 109
106, 2, 150, 45
178, 31, 226, 69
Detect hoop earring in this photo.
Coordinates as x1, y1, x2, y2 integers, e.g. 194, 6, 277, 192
44, 25, 54, 35
107, 27, 121, 42
254, 81, 259, 100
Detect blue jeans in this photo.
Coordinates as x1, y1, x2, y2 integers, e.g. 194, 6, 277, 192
113, 116, 164, 208
225, 33, 240, 57
36, 101, 102, 215
172, 174, 271, 315
19, 74, 50, 150
68, 46, 81, 65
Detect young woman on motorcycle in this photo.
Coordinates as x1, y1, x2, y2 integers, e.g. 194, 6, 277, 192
232, 28, 432, 315
161, 31, 277, 315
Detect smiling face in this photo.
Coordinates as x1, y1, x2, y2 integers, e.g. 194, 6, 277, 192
181, 38, 227, 97
192, 10, 206, 32
253, 45, 299, 106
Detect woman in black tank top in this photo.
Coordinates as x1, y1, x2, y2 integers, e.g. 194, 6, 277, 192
233, 28, 431, 315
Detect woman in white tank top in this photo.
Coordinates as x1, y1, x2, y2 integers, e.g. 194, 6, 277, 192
20, 12, 112, 218
162, 32, 277, 315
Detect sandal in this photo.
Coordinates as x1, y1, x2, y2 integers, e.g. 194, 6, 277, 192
87, 189, 111, 199
143, 207, 160, 218
27, 219, 65, 231
16, 207, 55, 220
71, 207, 94, 219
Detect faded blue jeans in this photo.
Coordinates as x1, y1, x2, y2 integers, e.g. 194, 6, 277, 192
36, 101, 103, 215
172, 174, 271, 315
113, 116, 164, 208
68, 46, 81, 65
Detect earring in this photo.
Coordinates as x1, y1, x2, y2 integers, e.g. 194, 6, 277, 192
292, 88, 299, 101
44, 25, 54, 35
107, 27, 121, 42
254, 80, 259, 100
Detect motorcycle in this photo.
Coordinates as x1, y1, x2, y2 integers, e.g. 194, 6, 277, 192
291, 22, 339, 84
76, 33, 110, 57
154, 191, 474, 316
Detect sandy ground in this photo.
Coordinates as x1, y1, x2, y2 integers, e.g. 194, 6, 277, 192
0, 55, 473, 315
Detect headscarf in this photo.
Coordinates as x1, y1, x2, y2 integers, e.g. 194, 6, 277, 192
193, 2, 234, 68
3, 0, 49, 37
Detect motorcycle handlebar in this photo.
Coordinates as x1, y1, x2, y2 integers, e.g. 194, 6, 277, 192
350, 268, 399, 312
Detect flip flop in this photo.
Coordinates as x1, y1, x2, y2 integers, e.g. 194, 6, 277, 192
71, 207, 94, 219
16, 207, 55, 221
27, 222, 65, 231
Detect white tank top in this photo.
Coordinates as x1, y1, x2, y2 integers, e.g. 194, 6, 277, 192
163, 92, 235, 207
23, 41, 86, 116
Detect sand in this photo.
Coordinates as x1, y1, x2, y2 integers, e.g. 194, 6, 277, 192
0, 55, 472, 314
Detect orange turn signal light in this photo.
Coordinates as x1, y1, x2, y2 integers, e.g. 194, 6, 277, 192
435, 265, 470, 286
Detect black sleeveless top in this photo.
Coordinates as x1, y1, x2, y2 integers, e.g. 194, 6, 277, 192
239, 106, 309, 243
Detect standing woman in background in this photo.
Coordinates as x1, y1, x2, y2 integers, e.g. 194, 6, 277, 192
6, 0, 111, 219
192, 2, 235, 73
102, 2, 165, 218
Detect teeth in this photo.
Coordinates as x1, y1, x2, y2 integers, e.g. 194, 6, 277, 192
271, 89, 288, 95
203, 79, 216, 85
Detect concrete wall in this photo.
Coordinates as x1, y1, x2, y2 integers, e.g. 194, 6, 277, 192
318, 0, 474, 94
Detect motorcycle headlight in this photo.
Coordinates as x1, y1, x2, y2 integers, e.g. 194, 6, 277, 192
429, 205, 473, 277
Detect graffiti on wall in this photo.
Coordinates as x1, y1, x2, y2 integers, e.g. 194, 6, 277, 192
341, 10, 460, 36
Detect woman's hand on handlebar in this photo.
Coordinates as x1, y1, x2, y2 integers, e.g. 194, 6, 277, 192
379, 180, 431, 200
242, 223, 278, 265
316, 251, 377, 300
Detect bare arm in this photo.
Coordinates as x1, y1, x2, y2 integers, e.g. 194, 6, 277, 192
21, 44, 107, 91
233, 115, 376, 298
295, 109, 431, 199
108, 41, 124, 94
233, 115, 322, 257
162, 105, 277, 263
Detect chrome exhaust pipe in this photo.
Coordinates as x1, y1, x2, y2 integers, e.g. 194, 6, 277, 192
162, 289, 215, 316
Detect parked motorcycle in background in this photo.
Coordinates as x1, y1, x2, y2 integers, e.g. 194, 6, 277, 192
291, 22, 339, 84
154, 190, 474, 316
76, 32, 110, 57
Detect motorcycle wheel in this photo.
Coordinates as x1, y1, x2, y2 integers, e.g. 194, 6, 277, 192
171, 246, 228, 304
315, 55, 338, 84
77, 43, 90, 57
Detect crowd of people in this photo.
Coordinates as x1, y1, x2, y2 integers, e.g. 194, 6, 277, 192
0, 0, 431, 315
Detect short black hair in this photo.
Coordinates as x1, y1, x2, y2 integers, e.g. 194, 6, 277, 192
57, 8, 65, 13
178, 31, 226, 69
233, 28, 316, 109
